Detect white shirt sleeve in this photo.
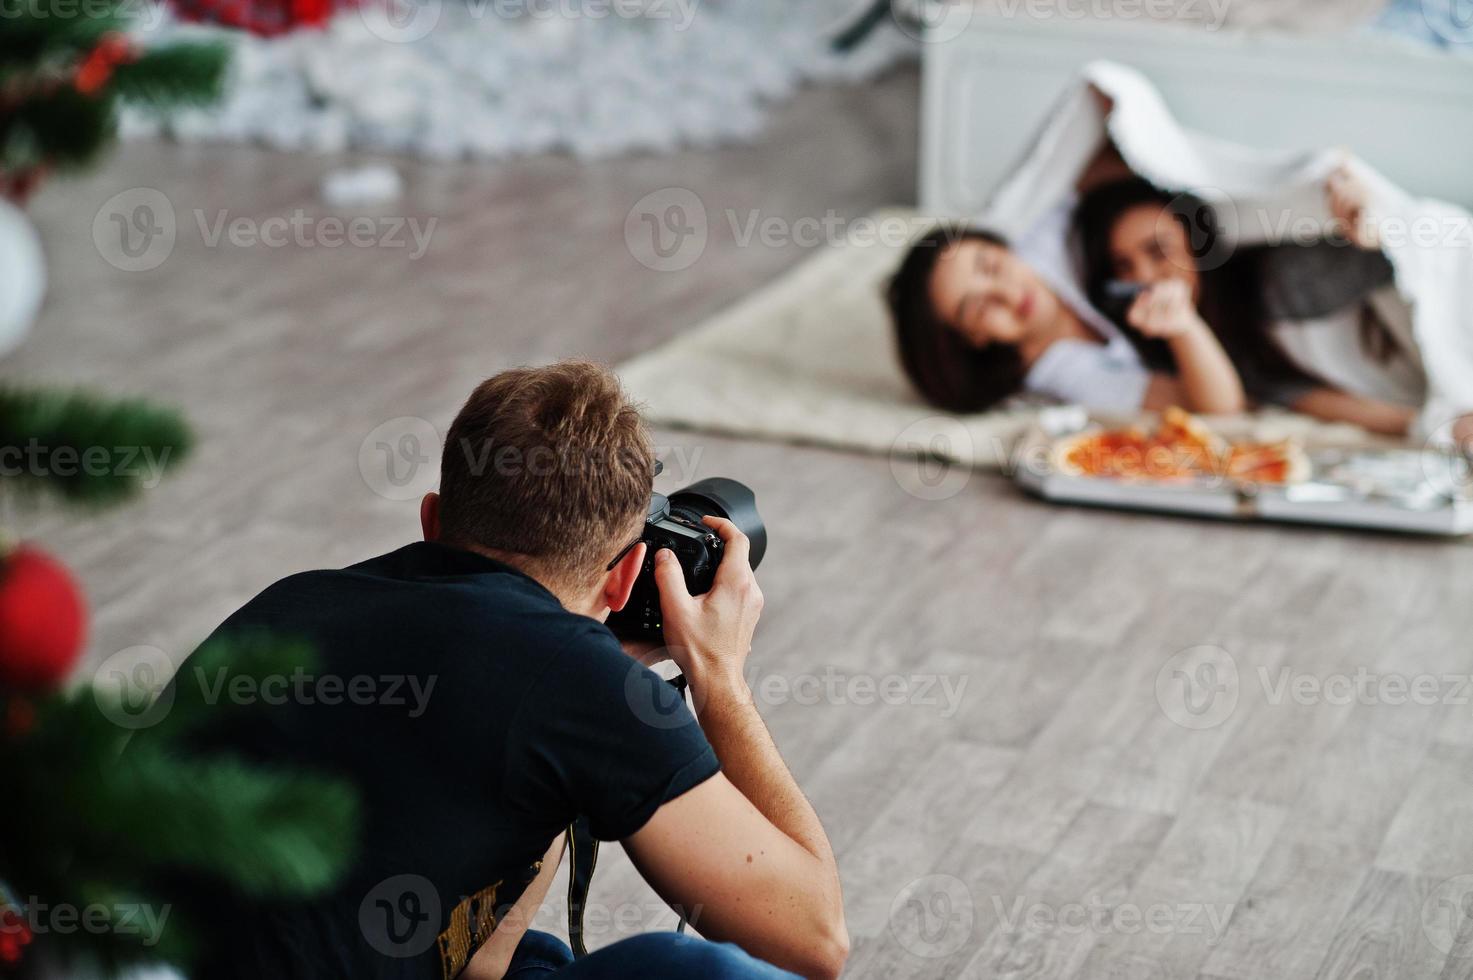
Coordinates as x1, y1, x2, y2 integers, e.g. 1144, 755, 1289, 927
1024, 338, 1152, 413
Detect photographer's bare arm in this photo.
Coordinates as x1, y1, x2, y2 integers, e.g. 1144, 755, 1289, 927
624, 517, 849, 980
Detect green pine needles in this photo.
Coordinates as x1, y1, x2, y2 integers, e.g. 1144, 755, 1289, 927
0, 0, 229, 176
0, 19, 346, 974
0, 386, 194, 507
3, 636, 361, 972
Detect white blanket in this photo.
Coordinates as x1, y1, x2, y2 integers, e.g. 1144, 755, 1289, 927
620, 62, 1468, 463
991, 61, 1473, 444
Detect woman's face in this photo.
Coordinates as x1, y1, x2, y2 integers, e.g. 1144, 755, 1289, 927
1107, 204, 1202, 300
928, 238, 1058, 348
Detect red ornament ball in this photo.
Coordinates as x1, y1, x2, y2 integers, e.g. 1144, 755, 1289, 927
0, 907, 32, 965
0, 545, 87, 693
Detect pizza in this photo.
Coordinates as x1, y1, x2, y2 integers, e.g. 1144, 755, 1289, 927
1052, 408, 1309, 485
1225, 441, 1311, 484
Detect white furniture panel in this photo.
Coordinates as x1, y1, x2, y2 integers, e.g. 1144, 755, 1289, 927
921, 15, 1473, 214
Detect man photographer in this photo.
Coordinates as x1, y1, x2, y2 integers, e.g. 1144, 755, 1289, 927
186, 361, 848, 980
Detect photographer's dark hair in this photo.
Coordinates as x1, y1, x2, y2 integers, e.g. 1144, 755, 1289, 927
886, 226, 1027, 413
438, 360, 654, 586
1074, 177, 1322, 398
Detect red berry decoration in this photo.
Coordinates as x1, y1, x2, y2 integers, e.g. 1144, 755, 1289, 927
75, 32, 138, 96
0, 545, 87, 693
0, 908, 32, 966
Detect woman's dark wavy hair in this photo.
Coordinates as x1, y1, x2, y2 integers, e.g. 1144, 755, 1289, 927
1074, 177, 1323, 396
886, 226, 1028, 413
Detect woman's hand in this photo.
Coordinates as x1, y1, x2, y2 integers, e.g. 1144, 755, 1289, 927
1454, 414, 1473, 455
1126, 279, 1209, 340
1291, 388, 1414, 438
1327, 164, 1380, 251
1133, 278, 1247, 415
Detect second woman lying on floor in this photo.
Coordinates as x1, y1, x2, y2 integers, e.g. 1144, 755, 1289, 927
886, 198, 1247, 416
1072, 173, 1425, 437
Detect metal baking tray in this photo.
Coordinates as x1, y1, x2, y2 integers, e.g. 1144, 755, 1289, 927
1013, 409, 1473, 537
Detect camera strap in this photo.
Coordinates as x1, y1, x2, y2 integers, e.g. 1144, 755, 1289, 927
565, 815, 599, 958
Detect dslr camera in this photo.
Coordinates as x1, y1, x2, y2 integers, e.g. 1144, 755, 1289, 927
606, 477, 767, 641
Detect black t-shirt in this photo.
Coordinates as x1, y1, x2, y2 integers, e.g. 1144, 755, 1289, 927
184, 542, 719, 980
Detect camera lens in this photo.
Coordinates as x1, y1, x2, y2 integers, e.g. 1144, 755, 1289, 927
666, 478, 767, 569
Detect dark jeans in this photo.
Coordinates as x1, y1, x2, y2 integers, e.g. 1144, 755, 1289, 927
504, 929, 801, 979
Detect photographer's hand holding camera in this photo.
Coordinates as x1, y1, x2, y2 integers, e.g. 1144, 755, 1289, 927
646, 515, 763, 688
621, 518, 850, 973
182, 361, 846, 980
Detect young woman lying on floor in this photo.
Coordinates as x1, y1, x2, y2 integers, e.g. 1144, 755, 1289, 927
886, 197, 1247, 417
1073, 172, 1427, 437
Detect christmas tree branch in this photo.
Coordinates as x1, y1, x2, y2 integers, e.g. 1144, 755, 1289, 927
0, 635, 361, 972
141, 633, 321, 740
1, 89, 114, 172
1, 0, 229, 176
112, 44, 230, 110
19, 634, 360, 898
81, 747, 361, 898
0, 1, 120, 73
0, 387, 193, 507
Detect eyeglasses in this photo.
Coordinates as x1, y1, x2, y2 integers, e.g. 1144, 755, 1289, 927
606, 537, 644, 571
606, 459, 663, 570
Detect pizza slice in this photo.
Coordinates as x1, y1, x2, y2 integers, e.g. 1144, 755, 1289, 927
1052, 427, 1154, 478
1225, 440, 1312, 485
1051, 408, 1309, 486
1152, 406, 1228, 474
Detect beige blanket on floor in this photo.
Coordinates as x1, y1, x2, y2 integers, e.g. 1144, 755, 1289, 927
617, 207, 1387, 467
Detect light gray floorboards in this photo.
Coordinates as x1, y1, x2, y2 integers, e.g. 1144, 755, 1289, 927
13, 67, 1473, 979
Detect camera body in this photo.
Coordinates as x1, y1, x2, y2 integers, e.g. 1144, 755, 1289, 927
606, 478, 766, 641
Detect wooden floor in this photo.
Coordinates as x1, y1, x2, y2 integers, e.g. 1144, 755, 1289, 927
16, 66, 1473, 980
